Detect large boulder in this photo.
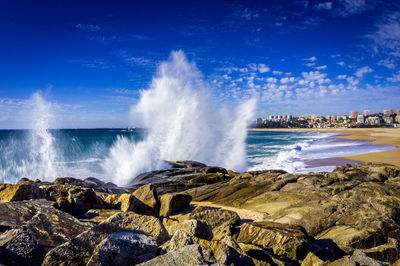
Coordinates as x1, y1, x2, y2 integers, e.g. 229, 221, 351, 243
138, 244, 216, 265
0, 229, 46, 266
87, 231, 158, 265
160, 229, 195, 253
0, 199, 90, 247
189, 206, 240, 240
132, 184, 160, 212
159, 193, 192, 216
0, 183, 45, 202
56, 187, 105, 216
237, 221, 310, 260
165, 219, 212, 240
43, 212, 169, 266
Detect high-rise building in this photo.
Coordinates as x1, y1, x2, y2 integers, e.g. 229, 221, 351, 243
384, 109, 395, 116
364, 110, 370, 116
350, 111, 358, 119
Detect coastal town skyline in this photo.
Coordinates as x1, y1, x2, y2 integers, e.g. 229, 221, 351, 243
1, 0, 400, 129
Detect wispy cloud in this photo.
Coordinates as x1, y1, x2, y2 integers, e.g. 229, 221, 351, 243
368, 12, 400, 57
335, 0, 370, 16
314, 2, 333, 10
88, 35, 122, 44
304, 56, 317, 61
76, 24, 101, 32
131, 34, 153, 41
355, 66, 373, 78
113, 88, 139, 95
377, 58, 396, 69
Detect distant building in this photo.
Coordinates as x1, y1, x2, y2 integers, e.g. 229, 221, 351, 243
397, 109, 400, 116
350, 111, 358, 119
366, 116, 381, 125
396, 116, 400, 123
357, 114, 364, 124
364, 110, 370, 116
383, 116, 394, 124
268, 115, 273, 120
384, 109, 395, 116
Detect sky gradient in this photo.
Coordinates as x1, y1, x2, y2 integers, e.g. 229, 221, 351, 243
1, 0, 400, 128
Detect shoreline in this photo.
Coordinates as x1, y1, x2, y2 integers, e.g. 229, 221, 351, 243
249, 128, 400, 167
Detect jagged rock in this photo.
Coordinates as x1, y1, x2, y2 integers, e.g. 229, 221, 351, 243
0, 183, 45, 202
201, 166, 228, 175
0, 199, 90, 248
132, 184, 160, 212
237, 221, 309, 260
113, 193, 156, 215
316, 225, 383, 253
159, 193, 192, 216
78, 209, 122, 224
350, 249, 385, 266
87, 232, 158, 265
161, 229, 194, 253
165, 219, 212, 240
177, 160, 207, 168
301, 252, 327, 266
56, 187, 105, 216
0, 229, 46, 266
213, 236, 254, 266
361, 237, 398, 263
43, 212, 169, 266
189, 206, 240, 240
138, 244, 216, 265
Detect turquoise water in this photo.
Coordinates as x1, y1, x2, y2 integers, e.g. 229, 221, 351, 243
0, 129, 395, 184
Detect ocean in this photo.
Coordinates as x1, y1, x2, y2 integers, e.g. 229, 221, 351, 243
0, 129, 395, 185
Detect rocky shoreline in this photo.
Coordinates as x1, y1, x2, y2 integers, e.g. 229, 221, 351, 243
1, 161, 400, 265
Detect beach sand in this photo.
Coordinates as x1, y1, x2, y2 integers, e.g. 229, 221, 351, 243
249, 128, 400, 167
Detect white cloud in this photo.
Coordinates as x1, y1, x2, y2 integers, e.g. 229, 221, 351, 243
272, 70, 282, 75
336, 0, 369, 16
337, 61, 346, 66
314, 2, 332, 10
368, 12, 400, 58
304, 56, 317, 61
266, 77, 277, 83
377, 58, 395, 69
337, 74, 347, 79
248, 63, 270, 73
387, 71, 400, 82
305, 62, 315, 67
354, 66, 373, 78
76, 24, 100, 31
315, 65, 327, 70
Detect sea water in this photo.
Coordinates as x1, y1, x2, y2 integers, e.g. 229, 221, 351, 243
0, 129, 396, 185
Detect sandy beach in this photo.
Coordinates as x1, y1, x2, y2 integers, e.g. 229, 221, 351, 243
249, 128, 400, 167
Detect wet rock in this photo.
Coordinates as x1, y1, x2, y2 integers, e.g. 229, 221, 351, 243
159, 193, 192, 216
138, 244, 216, 266
189, 206, 240, 240
0, 199, 90, 248
165, 219, 212, 240
87, 231, 158, 265
43, 212, 169, 266
237, 221, 309, 260
0, 229, 46, 266
0, 183, 45, 202
201, 166, 228, 175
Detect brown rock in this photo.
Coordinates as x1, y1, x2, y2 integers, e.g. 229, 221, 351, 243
42, 212, 169, 266
237, 221, 309, 260
132, 184, 160, 211
0, 183, 45, 202
159, 193, 192, 216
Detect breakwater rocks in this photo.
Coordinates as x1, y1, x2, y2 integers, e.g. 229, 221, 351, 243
1, 161, 400, 265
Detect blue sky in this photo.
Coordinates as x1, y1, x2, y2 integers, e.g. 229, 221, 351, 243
1, 0, 400, 128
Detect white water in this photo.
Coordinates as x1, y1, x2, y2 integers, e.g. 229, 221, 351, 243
104, 51, 256, 186
0, 93, 58, 182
